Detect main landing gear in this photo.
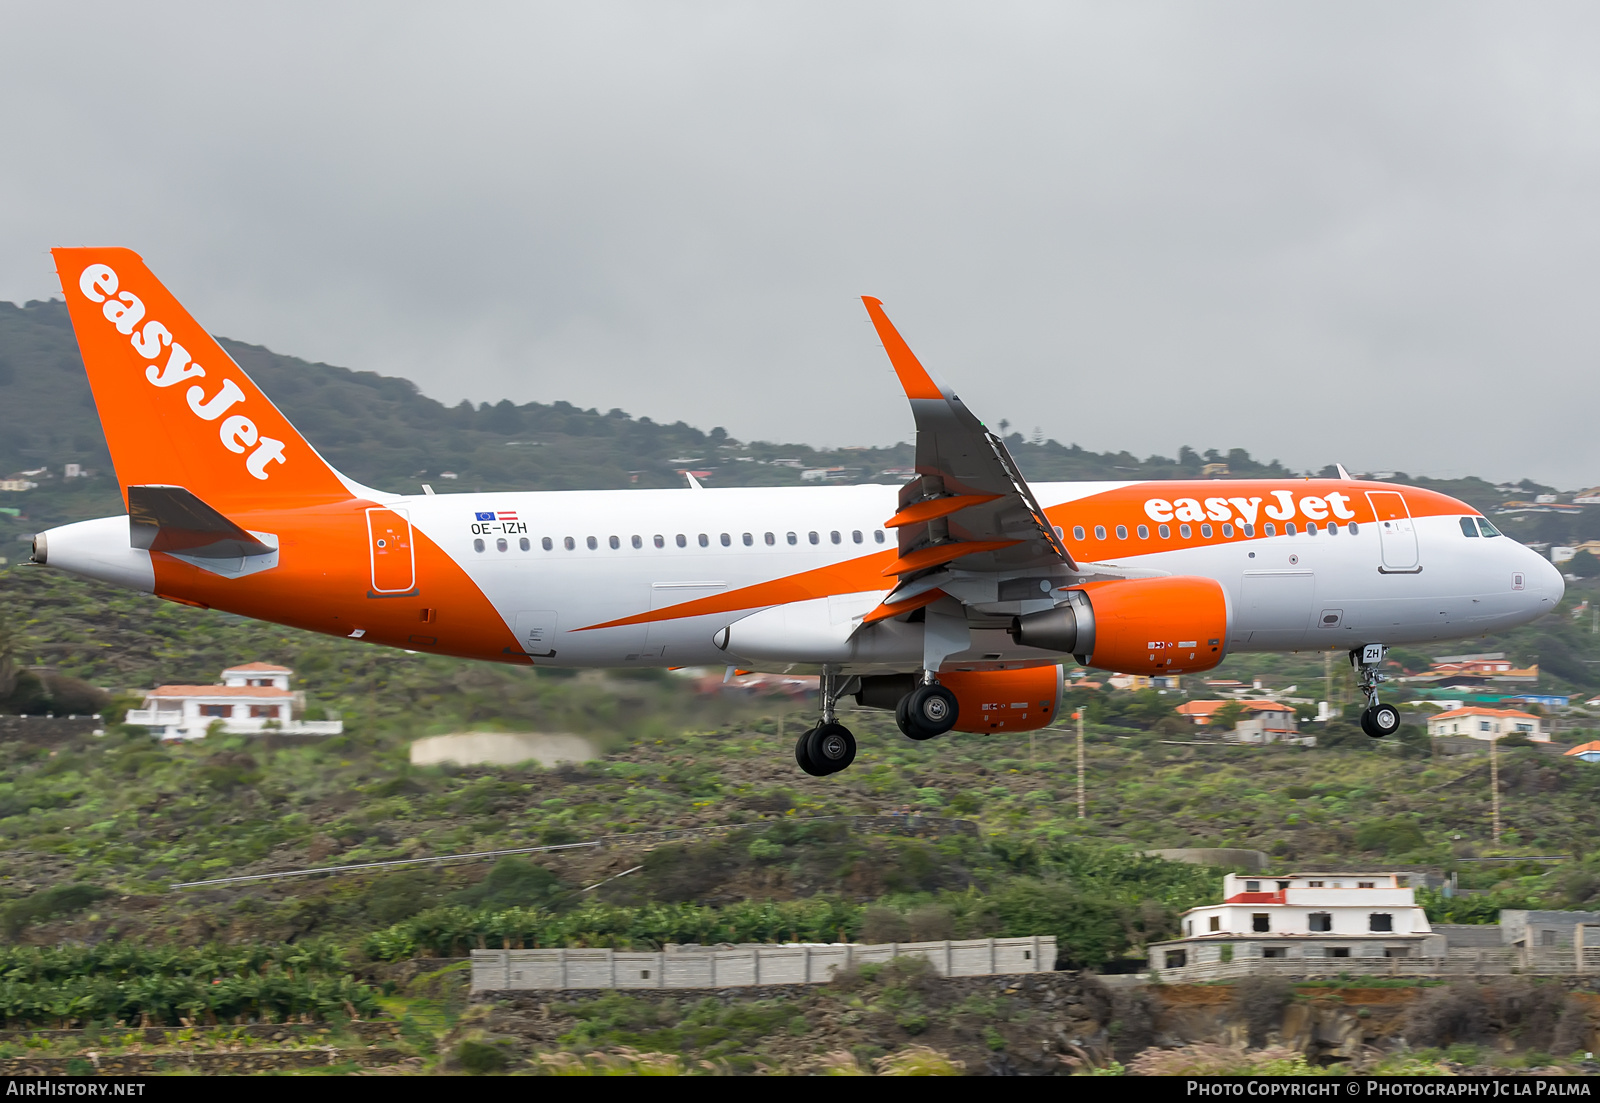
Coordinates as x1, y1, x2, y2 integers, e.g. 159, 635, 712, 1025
795, 668, 858, 777
896, 680, 959, 742
1352, 644, 1401, 739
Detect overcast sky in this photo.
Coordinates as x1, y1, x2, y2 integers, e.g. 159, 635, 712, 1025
3, 3, 1599, 485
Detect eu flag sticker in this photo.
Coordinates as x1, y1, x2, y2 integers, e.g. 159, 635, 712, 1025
475, 511, 495, 521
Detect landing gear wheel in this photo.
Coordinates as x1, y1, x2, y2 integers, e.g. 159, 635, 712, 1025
897, 684, 958, 740
795, 725, 826, 775
1361, 703, 1400, 739
806, 722, 856, 774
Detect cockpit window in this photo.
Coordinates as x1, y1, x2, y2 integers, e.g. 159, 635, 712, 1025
1460, 517, 1480, 538
1477, 518, 1501, 538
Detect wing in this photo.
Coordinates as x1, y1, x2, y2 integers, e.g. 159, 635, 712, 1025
861, 298, 1077, 618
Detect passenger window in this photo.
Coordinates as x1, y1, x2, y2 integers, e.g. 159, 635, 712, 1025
1158, 524, 1170, 539
721, 533, 731, 546
1221, 524, 1233, 538
542, 537, 553, 551
676, 534, 687, 547
787, 532, 798, 545
698, 534, 709, 547
852, 530, 863, 543
874, 530, 885, 543
1242, 524, 1254, 537
564, 537, 576, 550
1137, 524, 1149, 539
1264, 523, 1276, 537
1347, 523, 1358, 535
831, 531, 841, 544
1094, 525, 1106, 540
1179, 524, 1192, 539
1053, 526, 1064, 538
1326, 523, 1336, 536
1460, 517, 1479, 538
1477, 518, 1501, 537
631, 535, 642, 549
473, 538, 485, 553
497, 538, 508, 552
1306, 523, 1317, 535
765, 532, 775, 545
1073, 526, 1086, 540
1116, 525, 1127, 540
654, 535, 665, 548
587, 536, 598, 550
520, 537, 531, 551
1285, 523, 1297, 536
809, 531, 820, 545
609, 535, 620, 549
742, 532, 753, 546
1200, 524, 1212, 538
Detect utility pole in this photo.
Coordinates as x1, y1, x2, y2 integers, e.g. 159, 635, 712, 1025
1324, 651, 1333, 714
1075, 709, 1086, 819
1490, 732, 1502, 844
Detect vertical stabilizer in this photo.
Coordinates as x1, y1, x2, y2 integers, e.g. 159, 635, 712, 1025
52, 248, 355, 511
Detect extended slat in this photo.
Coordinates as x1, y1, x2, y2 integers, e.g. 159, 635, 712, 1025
880, 539, 1021, 577
883, 493, 1002, 529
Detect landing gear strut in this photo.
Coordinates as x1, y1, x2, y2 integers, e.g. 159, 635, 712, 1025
895, 676, 959, 742
795, 668, 858, 776
1352, 644, 1400, 738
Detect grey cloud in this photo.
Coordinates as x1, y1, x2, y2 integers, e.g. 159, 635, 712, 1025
2, 2, 1598, 484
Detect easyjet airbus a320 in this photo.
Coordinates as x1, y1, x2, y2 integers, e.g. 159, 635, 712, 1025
32, 249, 1565, 775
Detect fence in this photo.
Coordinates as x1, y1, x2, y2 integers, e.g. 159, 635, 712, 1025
1155, 946, 1600, 983
470, 936, 1055, 993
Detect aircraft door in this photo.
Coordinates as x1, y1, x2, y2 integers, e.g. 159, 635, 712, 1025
367, 507, 415, 593
1366, 491, 1420, 572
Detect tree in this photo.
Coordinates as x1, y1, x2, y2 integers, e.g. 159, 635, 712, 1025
1210, 701, 1246, 732
1568, 551, 1600, 578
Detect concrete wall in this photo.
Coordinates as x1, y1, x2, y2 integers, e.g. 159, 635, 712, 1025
1501, 910, 1600, 947
471, 936, 1056, 993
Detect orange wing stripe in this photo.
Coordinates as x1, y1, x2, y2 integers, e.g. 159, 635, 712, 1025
885, 494, 1002, 528
881, 539, 1020, 577
861, 588, 946, 625
861, 296, 944, 401
577, 549, 899, 632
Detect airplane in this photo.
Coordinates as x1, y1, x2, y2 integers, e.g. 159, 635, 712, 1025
31, 248, 1565, 776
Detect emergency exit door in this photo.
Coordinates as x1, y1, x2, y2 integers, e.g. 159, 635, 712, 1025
367, 507, 416, 593
1365, 491, 1420, 573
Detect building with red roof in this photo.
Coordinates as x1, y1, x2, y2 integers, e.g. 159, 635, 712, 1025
1425, 706, 1546, 742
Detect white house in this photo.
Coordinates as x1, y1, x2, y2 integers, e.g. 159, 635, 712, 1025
1426, 706, 1547, 742
1151, 871, 1440, 973
125, 663, 342, 740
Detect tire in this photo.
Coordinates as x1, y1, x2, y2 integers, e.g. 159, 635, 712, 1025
807, 722, 856, 774
895, 692, 926, 739
904, 684, 958, 739
795, 725, 827, 775
1361, 703, 1400, 738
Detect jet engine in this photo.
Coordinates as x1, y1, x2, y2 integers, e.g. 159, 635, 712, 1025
1010, 575, 1228, 675
855, 664, 1063, 733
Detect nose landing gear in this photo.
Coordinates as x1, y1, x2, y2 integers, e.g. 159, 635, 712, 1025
795, 667, 859, 776
1352, 644, 1401, 738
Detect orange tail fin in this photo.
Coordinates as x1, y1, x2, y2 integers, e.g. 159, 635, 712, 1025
52, 248, 356, 512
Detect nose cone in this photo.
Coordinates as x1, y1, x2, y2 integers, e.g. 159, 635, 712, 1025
1532, 550, 1566, 611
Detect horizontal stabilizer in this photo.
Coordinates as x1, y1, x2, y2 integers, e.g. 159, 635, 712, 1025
128, 485, 275, 559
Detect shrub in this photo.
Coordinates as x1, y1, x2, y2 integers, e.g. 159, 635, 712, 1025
1406, 984, 1489, 1048
457, 1039, 509, 1074
874, 1045, 965, 1076
1, 883, 109, 938
1127, 1043, 1319, 1076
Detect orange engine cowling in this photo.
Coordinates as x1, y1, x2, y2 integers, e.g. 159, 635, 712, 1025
1010, 575, 1229, 675
938, 666, 1064, 733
